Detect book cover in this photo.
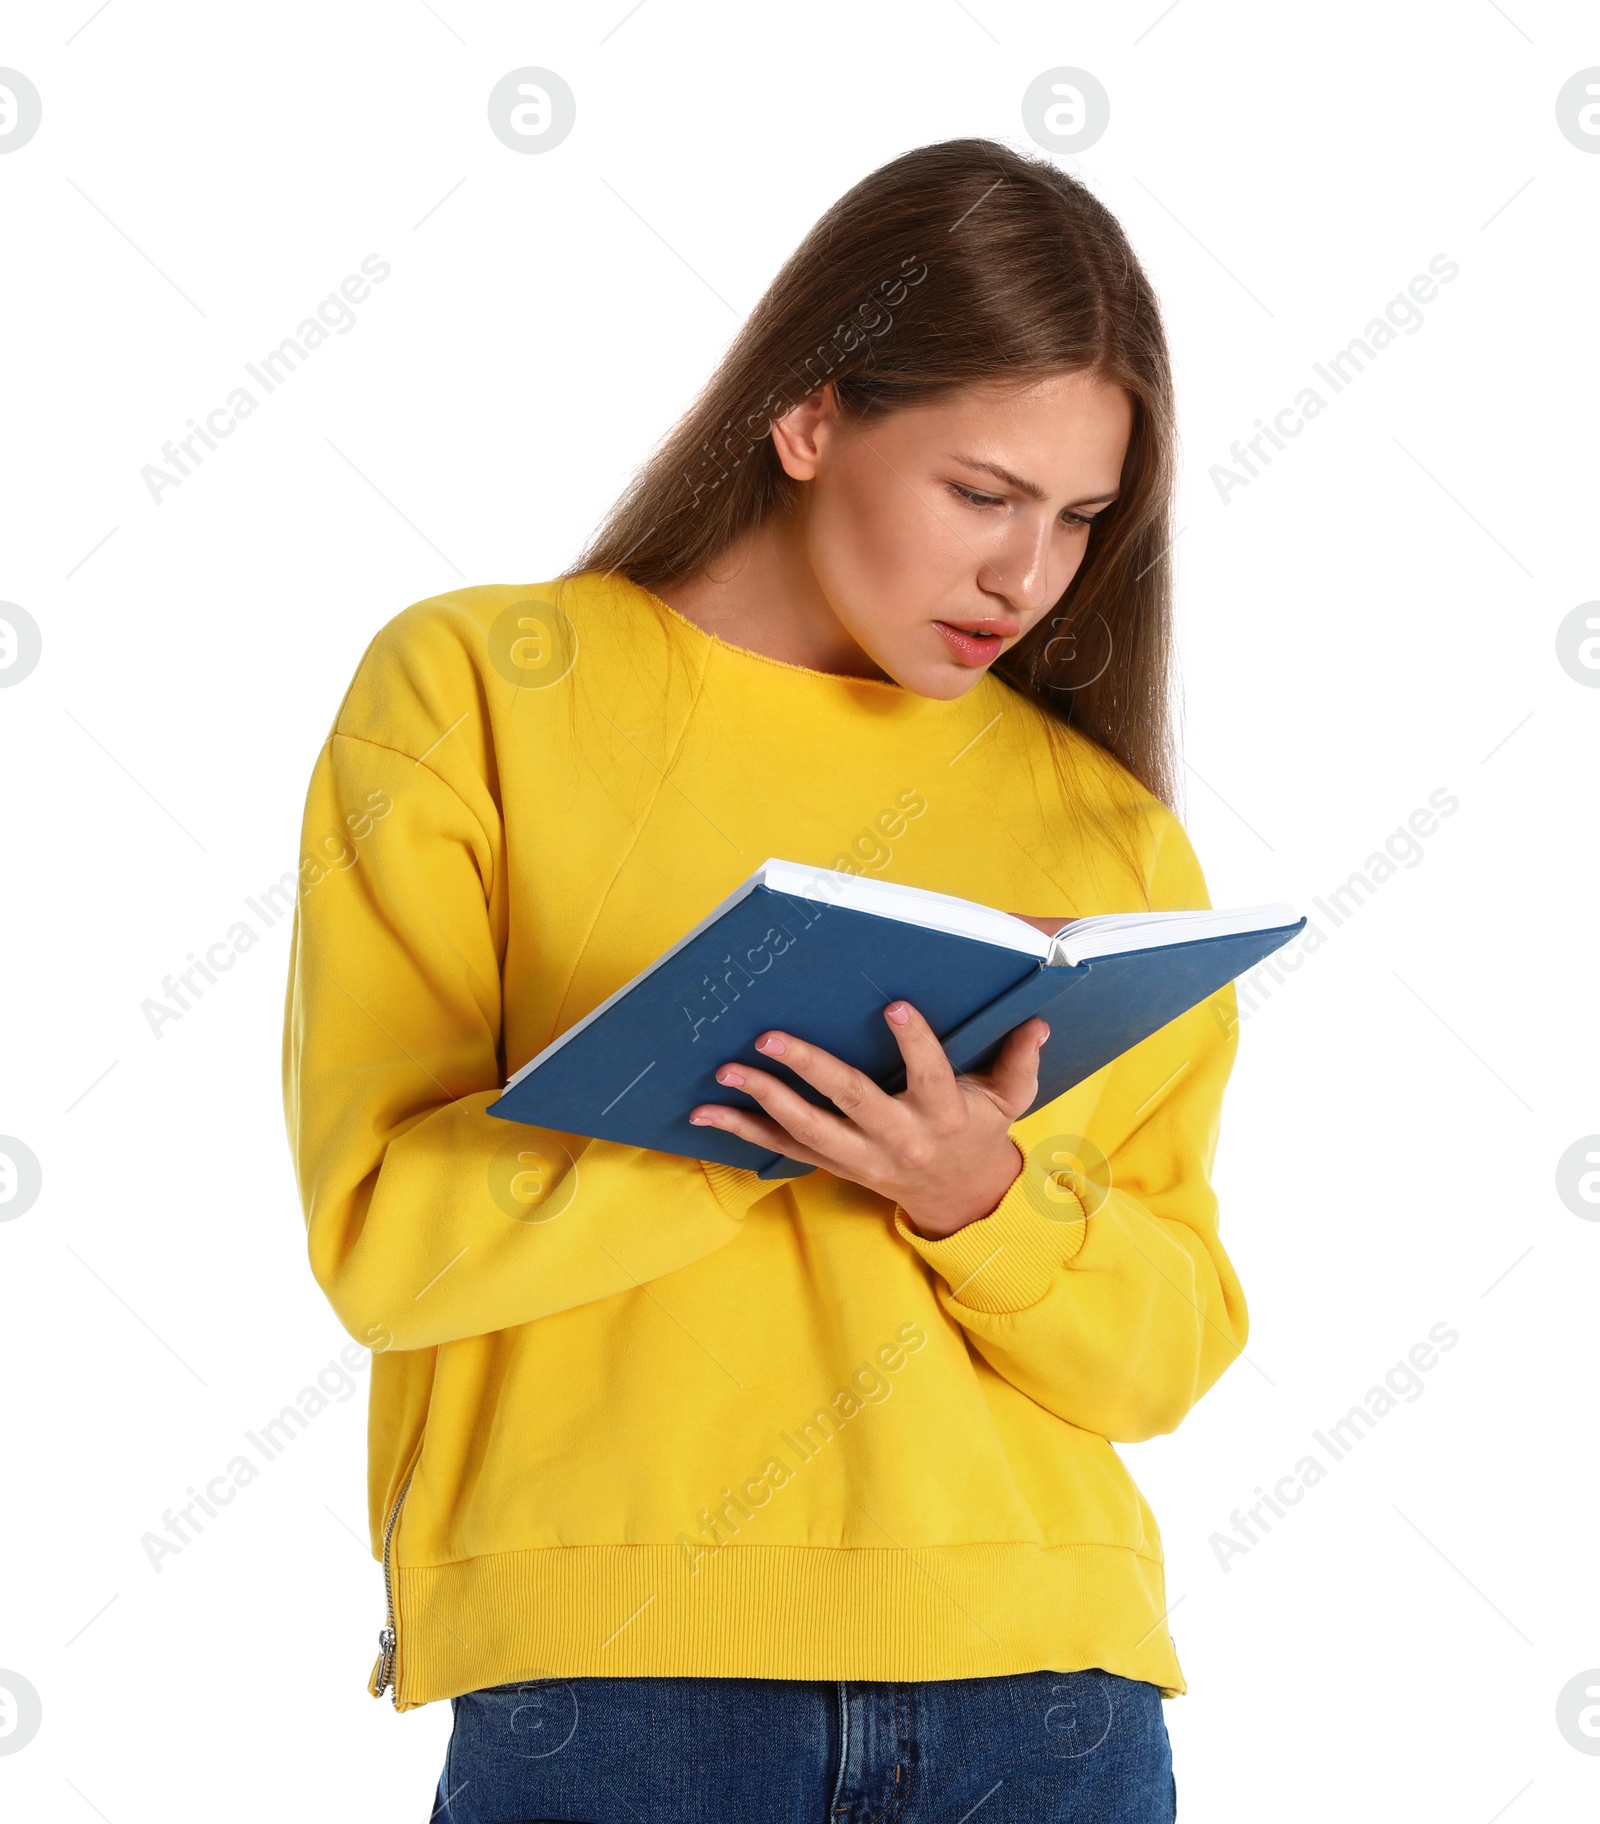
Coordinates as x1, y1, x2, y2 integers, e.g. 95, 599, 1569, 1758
488, 864, 1305, 1180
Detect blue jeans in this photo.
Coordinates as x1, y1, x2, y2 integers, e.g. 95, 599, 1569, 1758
433, 1670, 1175, 1822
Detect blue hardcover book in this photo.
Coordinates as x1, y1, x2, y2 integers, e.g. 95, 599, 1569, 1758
487, 859, 1306, 1180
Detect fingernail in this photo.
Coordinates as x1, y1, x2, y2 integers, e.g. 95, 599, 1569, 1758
757, 1034, 786, 1056
887, 1003, 910, 1026
717, 1068, 746, 1086
690, 1112, 714, 1125
1038, 1024, 1050, 1045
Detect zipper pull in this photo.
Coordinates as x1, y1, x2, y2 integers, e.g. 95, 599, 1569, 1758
368, 1626, 396, 1699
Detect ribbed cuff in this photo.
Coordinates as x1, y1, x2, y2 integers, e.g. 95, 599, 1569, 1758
894, 1139, 1088, 1313
698, 1158, 771, 1221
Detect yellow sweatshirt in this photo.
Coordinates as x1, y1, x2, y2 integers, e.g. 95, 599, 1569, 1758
281, 570, 1247, 1712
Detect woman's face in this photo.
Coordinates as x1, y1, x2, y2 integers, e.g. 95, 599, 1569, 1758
776, 371, 1134, 698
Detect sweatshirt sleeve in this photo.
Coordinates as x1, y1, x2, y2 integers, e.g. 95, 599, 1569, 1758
891, 807, 1249, 1443
282, 727, 779, 1354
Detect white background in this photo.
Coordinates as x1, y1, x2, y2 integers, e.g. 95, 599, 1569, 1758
2, 1, 1597, 1818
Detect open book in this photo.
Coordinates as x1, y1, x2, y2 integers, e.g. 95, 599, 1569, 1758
488, 859, 1305, 1179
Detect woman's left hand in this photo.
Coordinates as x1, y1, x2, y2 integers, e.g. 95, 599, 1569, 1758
689, 1000, 1049, 1239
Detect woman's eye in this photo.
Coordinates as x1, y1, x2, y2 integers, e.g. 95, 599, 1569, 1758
949, 482, 1100, 528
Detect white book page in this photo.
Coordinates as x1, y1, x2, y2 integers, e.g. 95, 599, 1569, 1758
761, 859, 1054, 958
766, 864, 1299, 968
1048, 902, 1301, 966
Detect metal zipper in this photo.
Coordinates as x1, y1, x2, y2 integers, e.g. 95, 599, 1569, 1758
367, 1464, 416, 1704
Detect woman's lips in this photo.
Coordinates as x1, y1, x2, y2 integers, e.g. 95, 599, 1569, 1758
932, 620, 1015, 666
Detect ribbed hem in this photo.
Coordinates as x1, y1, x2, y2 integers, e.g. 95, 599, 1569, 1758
387, 1541, 1183, 1710
893, 1142, 1088, 1313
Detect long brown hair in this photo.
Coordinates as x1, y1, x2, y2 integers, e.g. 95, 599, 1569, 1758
568, 136, 1180, 823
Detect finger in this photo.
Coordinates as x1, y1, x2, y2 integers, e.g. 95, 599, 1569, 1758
748, 1031, 903, 1140
883, 1000, 960, 1103
976, 1017, 1050, 1117
702, 1060, 876, 1168
687, 1098, 830, 1168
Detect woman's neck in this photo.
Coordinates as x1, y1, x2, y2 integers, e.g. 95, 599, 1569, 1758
651, 515, 893, 683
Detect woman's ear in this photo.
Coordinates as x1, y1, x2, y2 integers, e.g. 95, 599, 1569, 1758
770, 382, 840, 481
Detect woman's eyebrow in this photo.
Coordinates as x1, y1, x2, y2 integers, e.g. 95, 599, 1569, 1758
947, 453, 1119, 509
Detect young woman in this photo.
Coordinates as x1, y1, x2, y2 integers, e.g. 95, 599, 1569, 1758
284, 137, 1248, 1823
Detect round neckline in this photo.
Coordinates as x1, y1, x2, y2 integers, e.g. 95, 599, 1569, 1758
631, 580, 929, 697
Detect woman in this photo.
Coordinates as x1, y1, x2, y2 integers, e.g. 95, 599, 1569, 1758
284, 137, 1248, 1823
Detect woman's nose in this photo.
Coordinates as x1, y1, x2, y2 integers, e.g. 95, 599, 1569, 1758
979, 520, 1065, 613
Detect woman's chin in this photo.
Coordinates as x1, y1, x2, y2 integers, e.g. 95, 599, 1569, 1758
892, 655, 992, 700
